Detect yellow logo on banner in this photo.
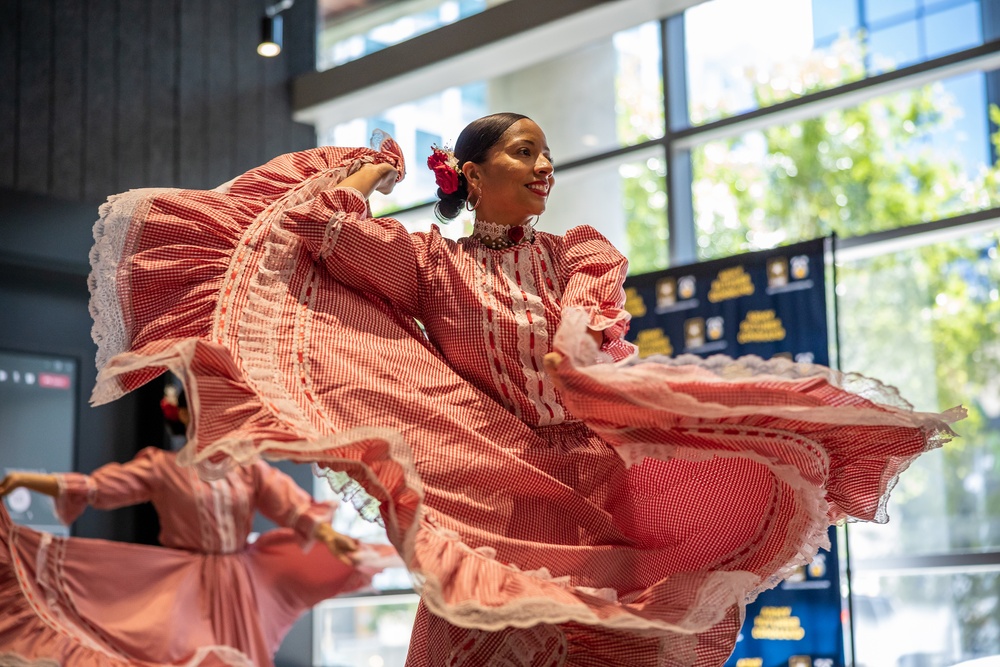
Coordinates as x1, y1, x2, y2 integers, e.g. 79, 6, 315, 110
656, 277, 676, 308
791, 254, 810, 280
808, 552, 827, 578
751, 606, 806, 641
684, 317, 705, 349
708, 265, 755, 303
635, 328, 673, 358
737, 310, 786, 344
624, 287, 647, 317
706, 316, 724, 341
678, 275, 697, 300
767, 256, 789, 288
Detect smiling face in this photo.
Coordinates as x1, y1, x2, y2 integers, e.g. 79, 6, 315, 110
462, 119, 555, 227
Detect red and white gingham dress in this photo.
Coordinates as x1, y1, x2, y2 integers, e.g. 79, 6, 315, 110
88, 140, 963, 666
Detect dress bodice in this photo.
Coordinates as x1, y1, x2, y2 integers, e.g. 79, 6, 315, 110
56, 448, 330, 554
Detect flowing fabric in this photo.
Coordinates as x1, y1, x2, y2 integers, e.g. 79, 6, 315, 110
0, 448, 396, 667
84, 140, 963, 666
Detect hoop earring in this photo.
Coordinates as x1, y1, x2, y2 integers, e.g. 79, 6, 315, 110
465, 188, 482, 212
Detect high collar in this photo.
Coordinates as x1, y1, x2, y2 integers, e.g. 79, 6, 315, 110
472, 219, 535, 250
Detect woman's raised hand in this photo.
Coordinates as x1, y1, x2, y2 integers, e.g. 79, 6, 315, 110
339, 163, 399, 199
0, 473, 22, 497
372, 163, 399, 195
313, 522, 360, 566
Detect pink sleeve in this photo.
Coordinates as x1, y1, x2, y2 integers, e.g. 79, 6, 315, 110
559, 226, 635, 361
54, 448, 160, 525
253, 461, 334, 545
282, 187, 437, 320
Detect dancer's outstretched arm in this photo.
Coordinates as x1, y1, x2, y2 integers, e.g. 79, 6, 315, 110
0, 472, 60, 498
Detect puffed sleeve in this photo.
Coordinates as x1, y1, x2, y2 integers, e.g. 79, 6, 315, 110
252, 460, 334, 546
53, 447, 161, 525
559, 226, 635, 361
281, 186, 439, 320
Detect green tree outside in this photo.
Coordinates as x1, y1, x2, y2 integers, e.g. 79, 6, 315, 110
625, 37, 1000, 660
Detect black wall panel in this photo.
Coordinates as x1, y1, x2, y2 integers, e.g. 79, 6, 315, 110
51, 0, 86, 199
0, 0, 318, 543
16, 0, 53, 193
82, 0, 118, 201
0, 2, 17, 188
148, 0, 179, 186
117, 0, 150, 191
4, 0, 317, 201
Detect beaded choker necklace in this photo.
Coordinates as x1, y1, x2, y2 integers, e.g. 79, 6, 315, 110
472, 219, 535, 250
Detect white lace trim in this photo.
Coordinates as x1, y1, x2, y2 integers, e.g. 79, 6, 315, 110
232, 164, 367, 443
472, 248, 522, 418
0, 653, 60, 667
446, 625, 567, 667
178, 646, 255, 667
500, 247, 563, 425
210, 479, 238, 554
555, 308, 965, 430
589, 307, 630, 334
415, 517, 754, 635
188, 467, 218, 553
88, 188, 178, 404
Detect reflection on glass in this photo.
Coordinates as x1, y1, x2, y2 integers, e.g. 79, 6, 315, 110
542, 146, 667, 275
864, 0, 917, 24
850, 570, 1000, 666
317, 0, 504, 70
691, 69, 996, 260
839, 228, 1000, 558
487, 21, 663, 163
320, 83, 488, 216
684, 0, 983, 125
313, 593, 420, 667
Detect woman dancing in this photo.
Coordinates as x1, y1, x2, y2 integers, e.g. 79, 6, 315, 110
85, 113, 963, 666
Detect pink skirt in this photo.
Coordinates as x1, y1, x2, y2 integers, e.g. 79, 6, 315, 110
0, 505, 381, 667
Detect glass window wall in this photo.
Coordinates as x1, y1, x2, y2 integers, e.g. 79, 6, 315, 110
684, 0, 984, 125
307, 0, 1000, 663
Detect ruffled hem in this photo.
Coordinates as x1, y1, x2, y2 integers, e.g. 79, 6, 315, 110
88, 187, 180, 383
412, 516, 761, 635
91, 337, 423, 553
551, 307, 964, 524
89, 144, 406, 406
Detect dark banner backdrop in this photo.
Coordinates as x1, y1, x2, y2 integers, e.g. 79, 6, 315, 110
622, 237, 845, 667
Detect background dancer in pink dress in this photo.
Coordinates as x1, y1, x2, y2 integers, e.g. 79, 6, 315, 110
84, 113, 964, 666
0, 397, 395, 667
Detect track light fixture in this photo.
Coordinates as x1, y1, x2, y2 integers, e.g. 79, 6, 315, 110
258, 0, 294, 57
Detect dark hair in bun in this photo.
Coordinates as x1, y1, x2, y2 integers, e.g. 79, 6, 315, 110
434, 112, 530, 221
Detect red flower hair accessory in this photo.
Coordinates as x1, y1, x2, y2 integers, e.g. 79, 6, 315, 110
427, 146, 460, 195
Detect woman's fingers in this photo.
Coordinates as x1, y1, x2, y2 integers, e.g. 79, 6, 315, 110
0, 474, 18, 497
543, 352, 563, 372
375, 165, 399, 195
